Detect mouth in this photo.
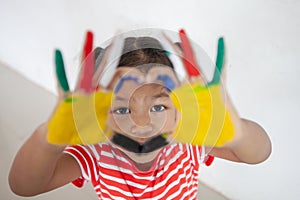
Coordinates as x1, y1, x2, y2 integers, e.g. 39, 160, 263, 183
111, 133, 169, 154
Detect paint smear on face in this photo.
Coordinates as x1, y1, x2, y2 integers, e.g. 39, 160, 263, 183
156, 74, 176, 91
114, 75, 140, 93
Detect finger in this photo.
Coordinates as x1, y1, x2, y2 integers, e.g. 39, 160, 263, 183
55, 49, 70, 94
94, 33, 124, 89
93, 47, 106, 90
216, 37, 225, 79
92, 45, 110, 89
179, 29, 202, 78
161, 32, 183, 56
82, 31, 94, 62
221, 59, 227, 87
94, 47, 106, 73
159, 31, 187, 82
77, 31, 95, 93
209, 37, 225, 86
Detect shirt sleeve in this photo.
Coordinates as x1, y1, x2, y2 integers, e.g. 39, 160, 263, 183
190, 145, 214, 167
64, 145, 100, 187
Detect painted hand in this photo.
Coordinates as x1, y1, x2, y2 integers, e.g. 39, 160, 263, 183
47, 31, 114, 145
171, 30, 234, 147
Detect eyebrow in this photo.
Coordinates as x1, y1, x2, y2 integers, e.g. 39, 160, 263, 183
114, 92, 169, 102
156, 74, 176, 91
114, 75, 140, 93
151, 92, 170, 99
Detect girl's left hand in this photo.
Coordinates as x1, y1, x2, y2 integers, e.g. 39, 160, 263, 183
170, 30, 237, 147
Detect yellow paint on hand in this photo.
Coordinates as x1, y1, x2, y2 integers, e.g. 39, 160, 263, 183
171, 83, 234, 147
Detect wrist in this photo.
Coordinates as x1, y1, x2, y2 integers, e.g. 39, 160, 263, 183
35, 123, 67, 154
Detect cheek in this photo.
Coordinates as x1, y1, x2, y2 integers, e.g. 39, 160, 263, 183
150, 109, 178, 132
107, 113, 118, 130
163, 109, 178, 131
107, 113, 132, 132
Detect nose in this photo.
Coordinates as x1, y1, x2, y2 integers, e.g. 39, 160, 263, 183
130, 111, 153, 136
131, 110, 151, 126
131, 124, 153, 136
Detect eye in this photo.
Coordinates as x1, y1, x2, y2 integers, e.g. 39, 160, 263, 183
113, 107, 130, 114
150, 105, 166, 112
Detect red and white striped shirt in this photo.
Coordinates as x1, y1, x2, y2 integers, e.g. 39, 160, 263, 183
64, 143, 213, 200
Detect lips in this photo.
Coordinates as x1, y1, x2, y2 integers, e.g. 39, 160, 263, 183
130, 125, 154, 136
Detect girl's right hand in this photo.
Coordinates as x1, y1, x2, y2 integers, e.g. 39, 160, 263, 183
47, 31, 118, 145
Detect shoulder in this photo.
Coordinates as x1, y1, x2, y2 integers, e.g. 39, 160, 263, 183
161, 143, 204, 163
63, 143, 112, 183
64, 143, 113, 163
170, 143, 214, 166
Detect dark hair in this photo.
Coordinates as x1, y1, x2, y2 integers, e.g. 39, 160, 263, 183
117, 37, 173, 68
94, 36, 174, 71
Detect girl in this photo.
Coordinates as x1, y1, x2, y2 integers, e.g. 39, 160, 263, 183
9, 31, 271, 199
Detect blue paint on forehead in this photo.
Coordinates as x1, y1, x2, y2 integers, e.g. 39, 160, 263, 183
114, 74, 176, 93
114, 76, 140, 93
156, 74, 176, 91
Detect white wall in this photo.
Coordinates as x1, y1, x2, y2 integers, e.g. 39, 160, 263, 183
0, 0, 299, 199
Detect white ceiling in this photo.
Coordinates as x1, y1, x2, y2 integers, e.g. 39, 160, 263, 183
1, 0, 300, 199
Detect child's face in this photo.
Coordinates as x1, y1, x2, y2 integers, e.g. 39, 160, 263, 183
107, 66, 179, 144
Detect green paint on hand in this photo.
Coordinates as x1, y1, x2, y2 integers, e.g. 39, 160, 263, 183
64, 97, 75, 103
55, 49, 70, 92
208, 37, 225, 86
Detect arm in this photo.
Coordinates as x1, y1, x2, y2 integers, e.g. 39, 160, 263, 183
8, 123, 81, 196
209, 94, 272, 164
9, 31, 113, 196
178, 30, 271, 164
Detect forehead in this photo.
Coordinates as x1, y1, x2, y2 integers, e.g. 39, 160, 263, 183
115, 65, 176, 77
115, 79, 167, 99
111, 65, 179, 93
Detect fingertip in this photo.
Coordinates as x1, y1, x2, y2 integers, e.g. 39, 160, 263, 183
77, 30, 96, 93
54, 49, 70, 93
55, 49, 64, 71
86, 30, 93, 39
179, 28, 201, 77
83, 31, 94, 58
218, 37, 224, 44
55, 49, 62, 61
179, 28, 186, 35
86, 31, 94, 47
216, 36, 225, 73
207, 37, 226, 86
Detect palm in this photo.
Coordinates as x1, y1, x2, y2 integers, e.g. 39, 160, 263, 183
171, 34, 234, 147
47, 32, 114, 145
